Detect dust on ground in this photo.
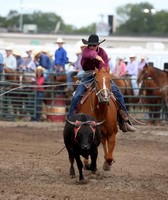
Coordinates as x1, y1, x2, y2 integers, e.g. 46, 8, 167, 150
0, 121, 168, 200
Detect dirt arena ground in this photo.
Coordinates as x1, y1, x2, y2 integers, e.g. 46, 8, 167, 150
0, 121, 167, 200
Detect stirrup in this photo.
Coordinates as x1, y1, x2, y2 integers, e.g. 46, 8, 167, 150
119, 120, 136, 133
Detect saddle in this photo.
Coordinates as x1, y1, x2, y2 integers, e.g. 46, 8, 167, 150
75, 85, 94, 113
75, 84, 118, 113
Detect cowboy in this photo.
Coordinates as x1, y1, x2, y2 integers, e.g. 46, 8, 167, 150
126, 54, 139, 96
137, 55, 147, 74
54, 38, 68, 74
68, 34, 136, 132
3, 46, 17, 71
114, 57, 127, 77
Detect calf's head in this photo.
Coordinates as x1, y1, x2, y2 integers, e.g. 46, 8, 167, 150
67, 119, 103, 150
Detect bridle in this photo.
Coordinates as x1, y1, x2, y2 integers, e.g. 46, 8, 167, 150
95, 75, 111, 103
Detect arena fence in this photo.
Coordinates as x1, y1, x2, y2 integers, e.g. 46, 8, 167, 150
0, 72, 167, 124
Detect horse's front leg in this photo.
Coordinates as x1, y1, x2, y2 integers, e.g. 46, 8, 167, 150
101, 135, 110, 171
102, 133, 116, 171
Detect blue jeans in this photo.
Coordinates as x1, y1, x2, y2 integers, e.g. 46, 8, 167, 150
131, 75, 139, 96
44, 68, 52, 82
112, 81, 127, 112
31, 91, 44, 121
66, 70, 85, 90
68, 74, 128, 118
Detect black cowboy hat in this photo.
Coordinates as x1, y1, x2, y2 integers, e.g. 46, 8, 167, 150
82, 34, 105, 45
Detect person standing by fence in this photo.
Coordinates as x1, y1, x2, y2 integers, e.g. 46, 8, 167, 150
3, 47, 17, 71
126, 54, 139, 96
30, 66, 45, 122
137, 55, 147, 74
113, 57, 126, 77
54, 38, 68, 74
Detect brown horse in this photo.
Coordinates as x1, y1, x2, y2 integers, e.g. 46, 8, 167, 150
111, 74, 139, 110
137, 64, 168, 108
139, 78, 162, 125
76, 67, 118, 171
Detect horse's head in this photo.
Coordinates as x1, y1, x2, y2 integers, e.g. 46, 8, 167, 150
137, 63, 151, 85
95, 67, 111, 103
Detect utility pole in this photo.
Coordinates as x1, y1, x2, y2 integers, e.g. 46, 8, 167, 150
19, 0, 23, 32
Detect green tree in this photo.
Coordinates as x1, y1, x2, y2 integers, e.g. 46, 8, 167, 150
115, 2, 168, 36
73, 23, 96, 34
152, 10, 168, 36
0, 10, 95, 34
116, 2, 155, 35
22, 11, 64, 33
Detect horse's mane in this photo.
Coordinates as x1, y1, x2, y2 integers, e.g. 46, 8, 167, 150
99, 66, 110, 73
147, 64, 168, 75
163, 69, 168, 75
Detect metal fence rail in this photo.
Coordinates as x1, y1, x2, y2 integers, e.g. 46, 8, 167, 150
0, 74, 167, 124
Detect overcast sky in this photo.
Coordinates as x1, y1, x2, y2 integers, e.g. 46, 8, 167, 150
1, 0, 168, 28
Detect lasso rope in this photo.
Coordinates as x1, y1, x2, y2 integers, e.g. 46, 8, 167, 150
0, 80, 82, 97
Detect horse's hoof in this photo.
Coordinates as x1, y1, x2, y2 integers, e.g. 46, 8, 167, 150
103, 161, 111, 171
76, 179, 88, 184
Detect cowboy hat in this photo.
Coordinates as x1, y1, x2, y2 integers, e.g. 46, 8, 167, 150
35, 66, 45, 73
82, 34, 105, 45
33, 50, 42, 57
5, 45, 14, 51
129, 54, 136, 58
56, 38, 64, 43
21, 52, 29, 58
13, 50, 21, 56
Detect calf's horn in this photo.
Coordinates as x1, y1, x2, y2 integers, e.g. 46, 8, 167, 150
96, 120, 105, 126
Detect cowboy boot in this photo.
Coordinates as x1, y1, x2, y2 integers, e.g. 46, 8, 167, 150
118, 109, 136, 132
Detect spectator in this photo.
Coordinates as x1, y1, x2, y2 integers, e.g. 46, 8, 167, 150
0, 52, 4, 73
3, 47, 17, 71
113, 57, 126, 77
126, 54, 139, 96
19, 52, 36, 73
39, 49, 52, 82
25, 48, 33, 62
64, 41, 86, 92
33, 50, 42, 67
30, 66, 45, 121
48, 51, 55, 71
13, 50, 23, 71
54, 38, 68, 74
137, 55, 147, 74
108, 57, 114, 74
33, 49, 51, 81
